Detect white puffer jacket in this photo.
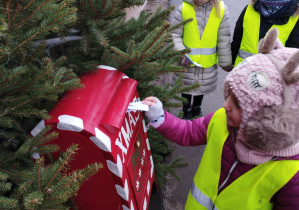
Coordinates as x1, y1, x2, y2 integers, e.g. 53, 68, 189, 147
170, 0, 232, 95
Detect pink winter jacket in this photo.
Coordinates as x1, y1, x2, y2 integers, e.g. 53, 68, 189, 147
156, 110, 299, 209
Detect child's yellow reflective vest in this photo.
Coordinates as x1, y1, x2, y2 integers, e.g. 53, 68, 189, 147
234, 4, 299, 67
185, 108, 299, 210
182, 1, 224, 68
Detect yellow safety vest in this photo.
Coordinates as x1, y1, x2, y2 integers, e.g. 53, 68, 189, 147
185, 108, 299, 210
234, 4, 299, 66
182, 1, 224, 68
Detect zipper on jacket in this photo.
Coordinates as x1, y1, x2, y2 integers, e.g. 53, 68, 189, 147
194, 68, 199, 84
218, 159, 239, 192
210, 160, 239, 210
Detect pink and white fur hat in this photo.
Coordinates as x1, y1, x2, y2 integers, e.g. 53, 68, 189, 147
224, 28, 299, 165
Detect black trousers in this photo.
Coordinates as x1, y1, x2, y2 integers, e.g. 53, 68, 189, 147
182, 93, 204, 109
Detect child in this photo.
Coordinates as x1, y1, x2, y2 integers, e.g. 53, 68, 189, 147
170, 0, 232, 119
231, 0, 299, 67
143, 28, 299, 209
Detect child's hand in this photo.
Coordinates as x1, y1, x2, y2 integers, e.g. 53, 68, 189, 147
142, 97, 157, 106
142, 97, 165, 129
181, 57, 190, 67
222, 65, 234, 72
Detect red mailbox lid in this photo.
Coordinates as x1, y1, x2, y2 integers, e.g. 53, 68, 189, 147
47, 65, 138, 135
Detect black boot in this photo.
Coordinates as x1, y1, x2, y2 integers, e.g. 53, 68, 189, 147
182, 93, 192, 120
183, 107, 192, 120
192, 106, 202, 117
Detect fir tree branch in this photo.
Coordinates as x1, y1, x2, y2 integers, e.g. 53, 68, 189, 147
44, 146, 78, 190
57, 0, 72, 13
146, 6, 174, 28
7, 27, 57, 57
27, 42, 46, 64
139, 65, 160, 81
0, 196, 18, 209
0, 68, 6, 82
53, 56, 67, 70
141, 24, 169, 59
16, 0, 50, 28
81, 8, 96, 20
119, 59, 136, 72
20, 48, 27, 65
13, 119, 24, 133
5, 0, 11, 33
88, 0, 98, 16
23, 0, 35, 11
48, 9, 77, 27
6, 70, 49, 96
105, 0, 118, 18
0, 99, 33, 117
11, 0, 21, 23
37, 159, 42, 192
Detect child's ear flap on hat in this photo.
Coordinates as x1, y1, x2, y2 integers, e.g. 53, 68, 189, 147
258, 28, 281, 54
245, 106, 299, 151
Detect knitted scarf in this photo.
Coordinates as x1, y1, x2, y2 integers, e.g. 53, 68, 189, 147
258, 0, 292, 17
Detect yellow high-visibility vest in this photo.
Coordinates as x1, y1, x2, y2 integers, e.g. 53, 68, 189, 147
185, 108, 299, 210
182, 1, 224, 68
234, 4, 299, 66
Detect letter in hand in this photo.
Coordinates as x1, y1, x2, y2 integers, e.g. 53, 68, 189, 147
142, 97, 157, 107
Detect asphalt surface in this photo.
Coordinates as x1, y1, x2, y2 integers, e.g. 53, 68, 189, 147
147, 0, 249, 209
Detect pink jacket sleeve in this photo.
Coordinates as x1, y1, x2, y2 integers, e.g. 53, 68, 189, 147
156, 111, 214, 146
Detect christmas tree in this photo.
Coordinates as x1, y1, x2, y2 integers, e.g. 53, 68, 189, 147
0, 0, 199, 208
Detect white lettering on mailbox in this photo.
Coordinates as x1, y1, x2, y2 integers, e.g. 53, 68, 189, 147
116, 108, 140, 164
115, 131, 128, 160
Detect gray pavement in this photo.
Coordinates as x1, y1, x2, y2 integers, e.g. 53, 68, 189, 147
148, 0, 249, 209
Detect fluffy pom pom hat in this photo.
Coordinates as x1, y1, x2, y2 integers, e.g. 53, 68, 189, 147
224, 28, 299, 164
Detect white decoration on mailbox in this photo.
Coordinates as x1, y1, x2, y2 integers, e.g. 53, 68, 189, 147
98, 65, 117, 70
115, 179, 129, 201
107, 155, 123, 178
141, 157, 144, 166
142, 120, 147, 133
146, 138, 150, 151
90, 128, 111, 152
32, 153, 40, 160
57, 115, 84, 132
147, 180, 150, 195
136, 180, 140, 191
123, 76, 129, 79
150, 156, 154, 178
123, 206, 129, 210
31, 120, 45, 137
143, 197, 147, 210
123, 205, 130, 210
122, 200, 135, 210
131, 200, 135, 210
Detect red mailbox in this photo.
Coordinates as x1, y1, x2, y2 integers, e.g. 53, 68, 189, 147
31, 65, 156, 210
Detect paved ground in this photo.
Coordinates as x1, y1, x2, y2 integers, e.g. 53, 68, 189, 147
145, 0, 248, 209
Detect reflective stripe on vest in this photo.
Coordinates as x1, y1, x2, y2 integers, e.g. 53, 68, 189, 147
234, 4, 299, 66
182, 1, 224, 68
185, 108, 299, 210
